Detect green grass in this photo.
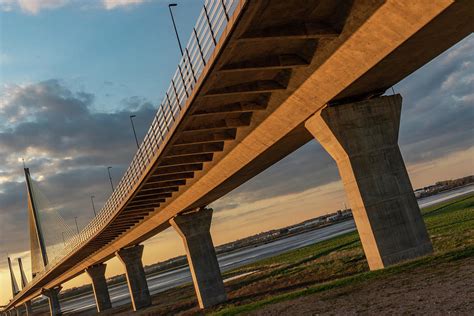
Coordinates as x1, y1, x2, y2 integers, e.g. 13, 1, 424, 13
212, 194, 474, 316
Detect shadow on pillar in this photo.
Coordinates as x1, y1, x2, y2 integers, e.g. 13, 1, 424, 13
42, 287, 62, 316
305, 94, 433, 270
170, 207, 227, 309
116, 245, 151, 311
86, 263, 112, 312
23, 302, 32, 316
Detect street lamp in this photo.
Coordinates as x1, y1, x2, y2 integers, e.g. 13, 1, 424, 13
107, 166, 114, 192
129, 115, 140, 149
91, 195, 97, 217
168, 3, 184, 56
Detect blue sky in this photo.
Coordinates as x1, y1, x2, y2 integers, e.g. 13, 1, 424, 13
0, 0, 473, 303
1, 0, 202, 112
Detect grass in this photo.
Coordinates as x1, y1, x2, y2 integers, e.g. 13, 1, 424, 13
211, 194, 474, 316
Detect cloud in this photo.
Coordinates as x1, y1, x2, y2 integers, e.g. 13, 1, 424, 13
0, 23, 472, 307
397, 34, 474, 164
102, 0, 147, 10
0, 0, 67, 14
0, 0, 149, 13
0, 79, 156, 258
211, 35, 474, 212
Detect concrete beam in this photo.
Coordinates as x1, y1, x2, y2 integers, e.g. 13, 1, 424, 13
192, 101, 267, 116
153, 163, 203, 174
86, 263, 112, 312
220, 54, 309, 72
174, 130, 236, 145
135, 186, 179, 195
42, 287, 62, 316
305, 95, 433, 270
116, 245, 151, 311
128, 200, 165, 207
160, 154, 214, 167
184, 114, 252, 132
239, 21, 339, 41
133, 193, 173, 202
170, 208, 226, 308
141, 180, 186, 191
205, 80, 286, 96
166, 143, 224, 157
148, 172, 195, 183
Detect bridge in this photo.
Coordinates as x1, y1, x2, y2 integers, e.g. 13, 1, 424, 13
2, 0, 473, 315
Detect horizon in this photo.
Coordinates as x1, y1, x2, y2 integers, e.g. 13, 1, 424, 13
1, 1, 473, 305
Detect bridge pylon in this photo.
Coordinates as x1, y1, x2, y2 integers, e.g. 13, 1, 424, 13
24, 168, 49, 278
7, 257, 19, 296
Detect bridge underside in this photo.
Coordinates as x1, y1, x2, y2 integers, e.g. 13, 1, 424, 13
7, 0, 473, 310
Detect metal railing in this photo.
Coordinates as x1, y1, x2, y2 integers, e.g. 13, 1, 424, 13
23, 0, 240, 290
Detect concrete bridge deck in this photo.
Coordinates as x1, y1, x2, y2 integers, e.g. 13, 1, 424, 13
4, 0, 473, 314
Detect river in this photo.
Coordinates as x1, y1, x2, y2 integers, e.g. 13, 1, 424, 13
37, 184, 474, 314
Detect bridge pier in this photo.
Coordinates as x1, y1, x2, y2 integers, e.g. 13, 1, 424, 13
42, 287, 62, 316
116, 245, 151, 311
86, 263, 112, 312
305, 94, 433, 270
170, 207, 227, 309
24, 301, 32, 316
18, 301, 32, 316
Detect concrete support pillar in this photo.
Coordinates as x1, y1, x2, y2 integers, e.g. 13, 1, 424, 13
24, 302, 32, 316
305, 95, 432, 270
170, 208, 227, 309
42, 287, 62, 316
86, 263, 112, 312
116, 245, 151, 311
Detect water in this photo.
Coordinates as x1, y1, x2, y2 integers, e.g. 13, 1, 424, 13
417, 184, 474, 208
47, 185, 474, 314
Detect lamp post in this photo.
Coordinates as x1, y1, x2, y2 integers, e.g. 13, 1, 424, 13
129, 115, 140, 149
168, 3, 184, 56
91, 195, 97, 217
107, 167, 114, 192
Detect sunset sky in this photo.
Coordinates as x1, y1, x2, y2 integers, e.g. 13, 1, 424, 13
0, 0, 473, 304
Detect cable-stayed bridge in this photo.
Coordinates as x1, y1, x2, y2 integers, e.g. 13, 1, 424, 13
3, 0, 473, 315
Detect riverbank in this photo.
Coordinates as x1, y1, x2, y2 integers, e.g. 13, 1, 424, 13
211, 194, 474, 316
98, 193, 474, 315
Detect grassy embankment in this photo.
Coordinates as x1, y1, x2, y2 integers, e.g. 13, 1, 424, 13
209, 194, 474, 315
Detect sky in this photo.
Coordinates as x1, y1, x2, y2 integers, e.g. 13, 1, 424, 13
0, 0, 473, 305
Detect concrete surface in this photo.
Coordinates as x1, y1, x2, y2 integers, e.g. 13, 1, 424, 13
170, 208, 227, 308
42, 287, 62, 316
305, 95, 433, 270
116, 245, 151, 311
85, 263, 112, 312
6, 0, 473, 311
